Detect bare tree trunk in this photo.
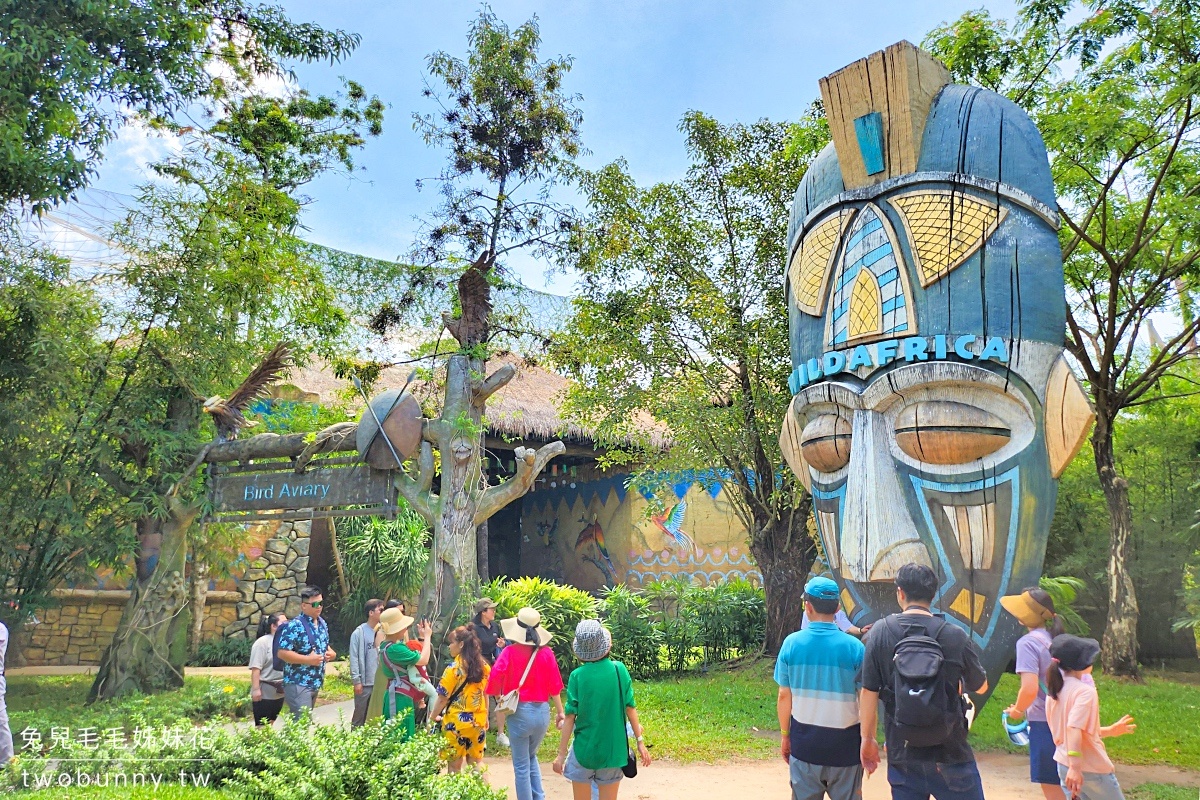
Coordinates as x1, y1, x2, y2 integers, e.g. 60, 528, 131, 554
188, 559, 210, 659
1093, 418, 1140, 677
90, 498, 198, 700
746, 497, 815, 654
477, 519, 490, 585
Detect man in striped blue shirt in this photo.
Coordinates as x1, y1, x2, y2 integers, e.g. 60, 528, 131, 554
775, 577, 865, 800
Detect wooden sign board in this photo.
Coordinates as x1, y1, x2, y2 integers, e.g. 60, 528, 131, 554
207, 457, 396, 523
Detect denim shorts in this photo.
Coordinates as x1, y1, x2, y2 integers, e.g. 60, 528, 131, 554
1056, 764, 1126, 800
562, 747, 624, 785
1028, 721, 1059, 784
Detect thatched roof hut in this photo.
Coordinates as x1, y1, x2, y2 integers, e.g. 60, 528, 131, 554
283, 351, 667, 451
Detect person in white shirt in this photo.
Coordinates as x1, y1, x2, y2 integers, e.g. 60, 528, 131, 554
248, 612, 287, 725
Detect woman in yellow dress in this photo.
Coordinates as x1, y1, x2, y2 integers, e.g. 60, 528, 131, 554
429, 626, 490, 772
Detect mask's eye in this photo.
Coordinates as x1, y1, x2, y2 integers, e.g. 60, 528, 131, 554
800, 414, 852, 473
894, 401, 1011, 464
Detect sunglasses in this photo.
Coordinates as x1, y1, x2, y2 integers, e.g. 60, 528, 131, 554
306, 601, 323, 609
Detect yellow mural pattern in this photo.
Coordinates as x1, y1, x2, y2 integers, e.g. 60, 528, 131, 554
790, 210, 854, 314
891, 191, 1005, 286
848, 268, 882, 338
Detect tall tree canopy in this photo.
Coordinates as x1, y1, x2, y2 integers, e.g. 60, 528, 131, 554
0, 0, 358, 211
926, 0, 1200, 675
555, 111, 828, 651
366, 10, 583, 648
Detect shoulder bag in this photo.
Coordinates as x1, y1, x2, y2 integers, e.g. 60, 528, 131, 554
614, 664, 637, 778
496, 645, 539, 714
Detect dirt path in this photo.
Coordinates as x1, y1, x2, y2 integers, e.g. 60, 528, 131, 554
480, 751, 1200, 800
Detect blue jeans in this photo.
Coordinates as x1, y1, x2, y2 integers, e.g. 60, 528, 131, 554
1057, 764, 1125, 800
888, 760, 985, 800
507, 701, 550, 800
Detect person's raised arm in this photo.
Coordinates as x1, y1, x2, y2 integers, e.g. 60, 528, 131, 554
1100, 715, 1136, 738
277, 648, 322, 666
415, 621, 432, 667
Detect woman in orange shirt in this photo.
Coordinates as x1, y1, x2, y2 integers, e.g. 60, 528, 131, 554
1045, 636, 1136, 800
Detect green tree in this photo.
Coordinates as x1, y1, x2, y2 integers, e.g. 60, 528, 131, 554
554, 111, 826, 652
367, 11, 582, 647
0, 0, 358, 210
925, 0, 1200, 676
0, 223, 134, 653
84, 81, 381, 699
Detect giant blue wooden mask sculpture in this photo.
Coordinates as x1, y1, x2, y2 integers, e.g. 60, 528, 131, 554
780, 42, 1095, 690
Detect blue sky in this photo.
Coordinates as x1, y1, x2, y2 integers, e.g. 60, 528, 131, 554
94, 1, 1016, 295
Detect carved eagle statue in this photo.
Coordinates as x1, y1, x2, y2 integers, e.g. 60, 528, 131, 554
202, 342, 291, 442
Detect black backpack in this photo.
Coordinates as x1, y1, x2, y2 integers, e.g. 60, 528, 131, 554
887, 615, 961, 747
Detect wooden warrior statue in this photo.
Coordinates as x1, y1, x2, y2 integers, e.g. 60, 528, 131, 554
779, 42, 1095, 695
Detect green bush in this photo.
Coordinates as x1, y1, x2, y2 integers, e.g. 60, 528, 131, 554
7, 717, 502, 800
489, 576, 598, 674
188, 635, 253, 667
599, 584, 662, 679
10, 676, 251, 737
643, 576, 698, 672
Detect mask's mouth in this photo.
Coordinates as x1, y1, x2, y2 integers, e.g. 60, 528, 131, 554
812, 469, 1020, 648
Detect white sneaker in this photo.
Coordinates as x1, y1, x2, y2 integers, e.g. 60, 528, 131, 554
496, 733, 510, 747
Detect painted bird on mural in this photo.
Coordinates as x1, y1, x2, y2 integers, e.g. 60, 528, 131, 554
202, 342, 291, 442
575, 514, 616, 579
652, 500, 694, 554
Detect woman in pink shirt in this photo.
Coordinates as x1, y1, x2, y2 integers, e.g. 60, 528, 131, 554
485, 607, 566, 800
1045, 635, 1136, 800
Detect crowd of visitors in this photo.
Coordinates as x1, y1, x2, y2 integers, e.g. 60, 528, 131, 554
776, 564, 1137, 800
242, 570, 1138, 800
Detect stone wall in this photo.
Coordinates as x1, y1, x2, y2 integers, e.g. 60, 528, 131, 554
18, 519, 311, 665
20, 590, 240, 666
223, 519, 310, 638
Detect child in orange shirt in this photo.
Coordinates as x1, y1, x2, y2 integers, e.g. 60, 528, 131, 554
1045, 636, 1136, 800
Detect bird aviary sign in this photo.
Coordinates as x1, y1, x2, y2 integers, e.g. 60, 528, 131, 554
777, 41, 1096, 698
202, 387, 424, 523
206, 456, 397, 523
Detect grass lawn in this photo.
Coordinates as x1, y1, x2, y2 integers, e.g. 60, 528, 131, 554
486, 658, 782, 763
481, 659, 1200, 771
969, 671, 1200, 771
1127, 784, 1200, 800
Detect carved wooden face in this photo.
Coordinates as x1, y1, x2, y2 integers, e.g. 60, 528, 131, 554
781, 57, 1095, 685
782, 348, 1089, 654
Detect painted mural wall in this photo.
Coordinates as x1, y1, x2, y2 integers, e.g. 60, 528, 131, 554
519, 470, 761, 591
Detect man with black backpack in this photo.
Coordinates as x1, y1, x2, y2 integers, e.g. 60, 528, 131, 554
860, 564, 988, 800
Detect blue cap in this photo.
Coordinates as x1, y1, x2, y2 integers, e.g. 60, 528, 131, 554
805, 577, 840, 602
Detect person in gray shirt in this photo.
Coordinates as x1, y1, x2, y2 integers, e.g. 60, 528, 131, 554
350, 598, 384, 727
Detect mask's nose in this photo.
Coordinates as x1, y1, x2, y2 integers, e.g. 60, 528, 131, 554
839, 409, 933, 582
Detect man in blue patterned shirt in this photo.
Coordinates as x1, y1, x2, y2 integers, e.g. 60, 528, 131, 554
277, 585, 337, 720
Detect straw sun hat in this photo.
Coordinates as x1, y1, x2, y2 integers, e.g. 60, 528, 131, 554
500, 607, 553, 647
379, 607, 415, 636
999, 590, 1055, 629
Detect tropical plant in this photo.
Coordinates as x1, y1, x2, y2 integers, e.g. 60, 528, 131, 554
490, 576, 597, 673
188, 636, 254, 667
338, 506, 432, 612
1039, 576, 1090, 636
599, 584, 662, 679
642, 576, 698, 673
